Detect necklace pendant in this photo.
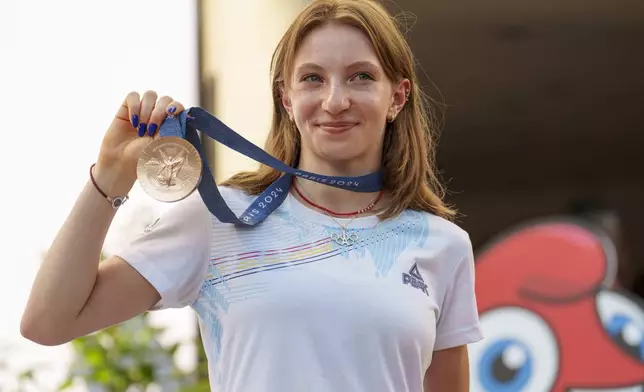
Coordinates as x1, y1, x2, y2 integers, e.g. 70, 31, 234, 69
331, 229, 359, 246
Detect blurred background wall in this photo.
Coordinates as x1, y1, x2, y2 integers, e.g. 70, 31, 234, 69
386, 0, 644, 295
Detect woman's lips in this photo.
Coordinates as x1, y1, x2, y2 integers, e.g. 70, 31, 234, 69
318, 122, 358, 134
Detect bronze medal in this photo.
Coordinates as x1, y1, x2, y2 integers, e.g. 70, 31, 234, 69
137, 137, 203, 202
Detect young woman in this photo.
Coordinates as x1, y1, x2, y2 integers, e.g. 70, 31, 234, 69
21, 0, 482, 391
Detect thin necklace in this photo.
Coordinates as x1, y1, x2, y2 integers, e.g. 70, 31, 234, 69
294, 178, 381, 246
292, 178, 384, 216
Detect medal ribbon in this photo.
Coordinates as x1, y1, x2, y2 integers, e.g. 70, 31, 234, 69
158, 107, 383, 226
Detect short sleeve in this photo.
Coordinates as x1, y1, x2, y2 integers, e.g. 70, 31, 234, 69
114, 192, 212, 310
434, 238, 484, 351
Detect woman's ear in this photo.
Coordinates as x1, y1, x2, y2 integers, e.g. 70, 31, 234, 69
280, 84, 293, 120
390, 78, 411, 118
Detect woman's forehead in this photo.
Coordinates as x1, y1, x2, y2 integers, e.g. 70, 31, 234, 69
292, 23, 381, 71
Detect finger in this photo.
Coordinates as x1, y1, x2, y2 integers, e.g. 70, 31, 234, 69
166, 100, 185, 116
127, 92, 141, 128
138, 90, 158, 137
115, 91, 140, 129
147, 96, 174, 137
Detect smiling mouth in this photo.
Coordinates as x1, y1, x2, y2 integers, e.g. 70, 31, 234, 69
318, 123, 357, 133
570, 384, 644, 392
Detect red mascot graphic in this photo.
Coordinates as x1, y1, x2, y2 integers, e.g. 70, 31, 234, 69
470, 219, 644, 391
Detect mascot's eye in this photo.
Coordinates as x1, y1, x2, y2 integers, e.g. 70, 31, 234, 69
597, 290, 644, 361
469, 307, 558, 392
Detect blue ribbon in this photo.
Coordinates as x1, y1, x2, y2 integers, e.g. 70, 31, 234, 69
158, 107, 383, 226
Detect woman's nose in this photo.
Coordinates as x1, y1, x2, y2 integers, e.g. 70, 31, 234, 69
322, 82, 351, 114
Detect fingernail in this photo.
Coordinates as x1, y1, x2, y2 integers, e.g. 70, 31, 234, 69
167, 106, 176, 114
131, 115, 139, 128
137, 123, 147, 137
148, 123, 158, 136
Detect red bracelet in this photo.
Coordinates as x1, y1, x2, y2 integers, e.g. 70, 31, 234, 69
89, 163, 129, 209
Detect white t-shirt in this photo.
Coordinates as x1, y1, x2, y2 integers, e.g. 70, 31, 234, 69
116, 186, 483, 392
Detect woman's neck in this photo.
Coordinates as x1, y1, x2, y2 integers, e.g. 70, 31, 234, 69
294, 157, 386, 216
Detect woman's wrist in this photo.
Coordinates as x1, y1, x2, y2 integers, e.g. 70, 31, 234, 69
90, 163, 134, 200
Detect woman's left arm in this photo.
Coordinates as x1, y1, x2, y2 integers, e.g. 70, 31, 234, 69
424, 232, 482, 391
423, 345, 470, 392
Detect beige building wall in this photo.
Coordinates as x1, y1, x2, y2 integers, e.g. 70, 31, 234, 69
200, 0, 310, 181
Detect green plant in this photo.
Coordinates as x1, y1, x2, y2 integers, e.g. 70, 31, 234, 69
59, 312, 210, 392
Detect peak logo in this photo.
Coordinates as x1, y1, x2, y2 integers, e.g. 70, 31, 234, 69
403, 263, 428, 296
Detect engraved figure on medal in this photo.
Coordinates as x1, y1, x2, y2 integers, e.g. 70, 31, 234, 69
137, 137, 203, 203
147, 147, 186, 187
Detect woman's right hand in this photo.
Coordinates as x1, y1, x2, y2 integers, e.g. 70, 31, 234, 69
93, 91, 185, 196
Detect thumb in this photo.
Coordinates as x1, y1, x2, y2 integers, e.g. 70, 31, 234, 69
125, 134, 154, 160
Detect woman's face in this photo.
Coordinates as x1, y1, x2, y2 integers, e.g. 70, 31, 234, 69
282, 22, 408, 170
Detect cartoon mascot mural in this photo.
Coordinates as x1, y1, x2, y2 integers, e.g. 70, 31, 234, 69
469, 218, 644, 391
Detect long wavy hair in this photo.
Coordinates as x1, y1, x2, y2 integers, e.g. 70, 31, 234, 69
221, 0, 455, 220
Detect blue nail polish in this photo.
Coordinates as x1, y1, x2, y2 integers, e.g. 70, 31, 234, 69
132, 115, 139, 128
148, 123, 158, 136
138, 123, 147, 137
167, 106, 176, 114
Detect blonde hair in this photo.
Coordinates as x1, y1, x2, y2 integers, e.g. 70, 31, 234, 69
221, 0, 455, 220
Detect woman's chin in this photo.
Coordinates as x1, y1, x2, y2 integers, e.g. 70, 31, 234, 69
305, 136, 381, 171
316, 148, 370, 167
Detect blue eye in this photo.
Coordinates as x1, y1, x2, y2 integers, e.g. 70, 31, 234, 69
478, 339, 533, 391
604, 312, 644, 361
596, 290, 644, 363
302, 74, 322, 83
352, 72, 374, 81
469, 307, 558, 392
